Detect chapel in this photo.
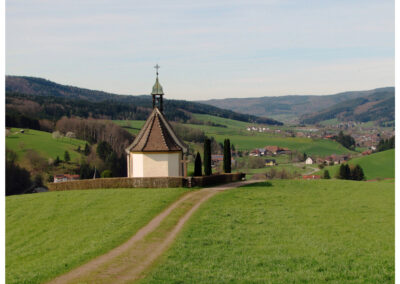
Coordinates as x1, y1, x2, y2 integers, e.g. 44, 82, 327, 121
125, 66, 188, 177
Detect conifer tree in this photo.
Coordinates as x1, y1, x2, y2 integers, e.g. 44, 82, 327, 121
203, 138, 212, 176
323, 170, 331, 179
64, 151, 70, 163
84, 143, 91, 156
351, 164, 365, 181
194, 152, 202, 176
223, 139, 231, 173
338, 164, 351, 180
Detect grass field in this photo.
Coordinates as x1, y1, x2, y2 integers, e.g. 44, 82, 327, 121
140, 180, 394, 283
317, 149, 395, 180
6, 128, 86, 162
6, 187, 188, 284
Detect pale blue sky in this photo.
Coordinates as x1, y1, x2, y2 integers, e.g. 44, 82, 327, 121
6, 0, 394, 100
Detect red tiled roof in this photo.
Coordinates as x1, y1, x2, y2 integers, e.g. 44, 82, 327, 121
126, 108, 188, 153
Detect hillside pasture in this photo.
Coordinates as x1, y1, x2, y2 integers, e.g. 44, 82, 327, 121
317, 149, 395, 180
6, 187, 187, 284
141, 180, 394, 283
6, 128, 86, 162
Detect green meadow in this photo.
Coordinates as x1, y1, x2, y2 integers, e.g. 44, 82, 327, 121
6, 187, 187, 284
317, 149, 395, 180
141, 180, 394, 283
6, 128, 86, 162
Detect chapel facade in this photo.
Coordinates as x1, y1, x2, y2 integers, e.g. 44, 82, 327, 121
125, 67, 188, 177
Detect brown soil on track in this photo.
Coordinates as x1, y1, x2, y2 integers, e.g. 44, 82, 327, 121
48, 180, 254, 284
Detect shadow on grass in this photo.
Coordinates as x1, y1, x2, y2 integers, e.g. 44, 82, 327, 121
240, 181, 273, 188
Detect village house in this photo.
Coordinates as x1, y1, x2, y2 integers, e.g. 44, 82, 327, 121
211, 154, 236, 168
125, 66, 188, 177
265, 159, 276, 166
305, 157, 314, 165
264, 145, 291, 155
302, 175, 321, 180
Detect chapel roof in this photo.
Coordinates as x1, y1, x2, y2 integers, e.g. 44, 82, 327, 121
125, 107, 188, 153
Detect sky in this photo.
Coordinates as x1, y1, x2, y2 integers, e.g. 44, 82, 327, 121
6, 0, 394, 100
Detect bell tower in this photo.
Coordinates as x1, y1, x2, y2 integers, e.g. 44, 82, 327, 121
151, 64, 164, 112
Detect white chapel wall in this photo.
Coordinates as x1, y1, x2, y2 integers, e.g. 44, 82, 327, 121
130, 152, 181, 177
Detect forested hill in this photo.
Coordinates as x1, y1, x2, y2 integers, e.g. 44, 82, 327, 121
5, 76, 282, 125
199, 87, 394, 123
300, 88, 394, 124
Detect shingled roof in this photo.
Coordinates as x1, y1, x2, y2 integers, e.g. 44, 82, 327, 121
125, 107, 188, 153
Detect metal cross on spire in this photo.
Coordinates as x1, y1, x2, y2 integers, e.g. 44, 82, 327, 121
154, 64, 160, 76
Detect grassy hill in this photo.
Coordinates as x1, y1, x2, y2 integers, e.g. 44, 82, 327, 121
199, 87, 394, 124
141, 180, 394, 283
6, 128, 86, 163
317, 149, 395, 180
6, 187, 187, 284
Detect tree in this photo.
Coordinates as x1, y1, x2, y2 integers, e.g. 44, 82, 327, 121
52, 131, 62, 140
351, 164, 365, 181
84, 143, 91, 156
323, 170, 331, 179
6, 148, 32, 196
223, 139, 231, 173
33, 174, 43, 187
203, 138, 212, 176
54, 156, 61, 166
338, 164, 351, 180
64, 151, 71, 163
97, 141, 113, 161
194, 152, 202, 176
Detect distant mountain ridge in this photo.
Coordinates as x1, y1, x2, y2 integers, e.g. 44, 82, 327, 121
5, 76, 282, 125
300, 88, 394, 124
199, 87, 394, 124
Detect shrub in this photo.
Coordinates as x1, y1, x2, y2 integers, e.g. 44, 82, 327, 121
101, 170, 113, 178
323, 170, 331, 179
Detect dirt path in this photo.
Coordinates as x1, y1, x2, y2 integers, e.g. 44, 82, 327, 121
48, 180, 255, 284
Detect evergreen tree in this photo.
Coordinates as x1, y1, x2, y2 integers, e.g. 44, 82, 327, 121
223, 139, 231, 173
323, 170, 331, 179
344, 164, 351, 180
64, 151, 70, 163
54, 156, 61, 166
194, 152, 202, 176
84, 143, 91, 156
97, 141, 113, 161
203, 138, 212, 176
338, 164, 351, 180
351, 164, 365, 181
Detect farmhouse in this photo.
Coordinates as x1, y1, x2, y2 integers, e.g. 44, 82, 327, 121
125, 67, 188, 177
305, 157, 314, 165
265, 159, 276, 166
